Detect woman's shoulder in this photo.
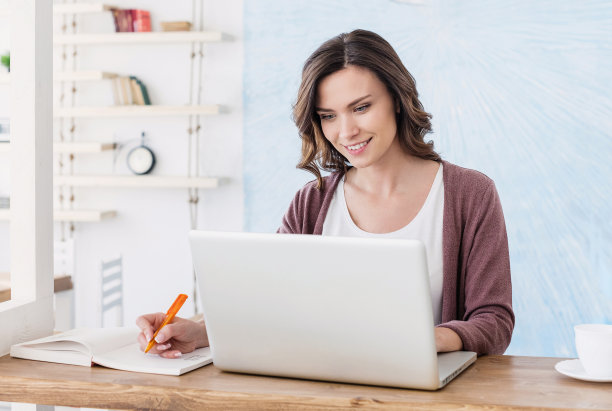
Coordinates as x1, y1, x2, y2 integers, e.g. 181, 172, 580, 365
293, 172, 343, 200
278, 172, 343, 234
442, 160, 497, 194
441, 160, 504, 221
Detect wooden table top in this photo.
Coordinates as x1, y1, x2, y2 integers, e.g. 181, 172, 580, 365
0, 354, 610, 410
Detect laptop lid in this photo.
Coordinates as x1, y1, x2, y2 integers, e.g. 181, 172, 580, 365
189, 231, 474, 390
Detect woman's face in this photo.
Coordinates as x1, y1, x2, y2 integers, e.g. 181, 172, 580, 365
315, 65, 399, 170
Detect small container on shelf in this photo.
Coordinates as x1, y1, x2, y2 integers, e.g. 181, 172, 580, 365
160, 21, 192, 32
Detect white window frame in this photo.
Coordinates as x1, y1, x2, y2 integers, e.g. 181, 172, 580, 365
0, 0, 54, 355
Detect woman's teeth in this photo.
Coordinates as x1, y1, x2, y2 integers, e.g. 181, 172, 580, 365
347, 140, 369, 151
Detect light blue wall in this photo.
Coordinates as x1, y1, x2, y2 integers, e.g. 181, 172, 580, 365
243, 0, 612, 357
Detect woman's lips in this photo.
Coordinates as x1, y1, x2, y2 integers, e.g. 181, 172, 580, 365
344, 138, 372, 155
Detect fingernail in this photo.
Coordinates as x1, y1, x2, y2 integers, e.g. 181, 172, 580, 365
155, 333, 165, 343
174, 352, 182, 358
145, 332, 152, 341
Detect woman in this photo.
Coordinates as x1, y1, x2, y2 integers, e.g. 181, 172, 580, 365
136, 29, 514, 358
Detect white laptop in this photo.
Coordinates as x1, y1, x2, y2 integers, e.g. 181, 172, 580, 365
188, 231, 476, 390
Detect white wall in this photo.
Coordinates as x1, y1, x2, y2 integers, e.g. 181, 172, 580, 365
0, 0, 244, 326
0, 0, 9, 265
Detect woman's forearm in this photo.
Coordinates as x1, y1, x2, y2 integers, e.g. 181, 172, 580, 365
435, 327, 463, 352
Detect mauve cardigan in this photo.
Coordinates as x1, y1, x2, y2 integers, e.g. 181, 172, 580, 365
277, 160, 514, 355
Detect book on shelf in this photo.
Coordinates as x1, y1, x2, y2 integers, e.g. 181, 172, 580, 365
137, 78, 151, 105
111, 76, 122, 105
111, 8, 133, 32
129, 76, 144, 105
131, 10, 151, 32
118, 76, 132, 104
111, 9, 151, 33
10, 327, 212, 376
112, 76, 151, 105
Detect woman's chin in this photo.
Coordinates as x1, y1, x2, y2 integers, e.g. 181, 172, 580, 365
346, 158, 373, 170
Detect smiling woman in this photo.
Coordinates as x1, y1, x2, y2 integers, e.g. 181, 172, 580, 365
315, 66, 399, 171
278, 29, 515, 356
294, 30, 439, 188
135, 29, 515, 359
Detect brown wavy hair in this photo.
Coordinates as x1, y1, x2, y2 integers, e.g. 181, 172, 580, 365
293, 29, 440, 189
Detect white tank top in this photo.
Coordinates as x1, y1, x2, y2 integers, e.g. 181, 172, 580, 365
322, 164, 444, 325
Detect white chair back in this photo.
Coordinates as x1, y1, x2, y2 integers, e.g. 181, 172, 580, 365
100, 255, 123, 327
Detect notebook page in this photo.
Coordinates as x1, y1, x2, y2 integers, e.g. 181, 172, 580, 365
93, 343, 212, 375
75, 327, 139, 354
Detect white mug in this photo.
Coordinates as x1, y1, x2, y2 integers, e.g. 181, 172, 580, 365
575, 324, 612, 378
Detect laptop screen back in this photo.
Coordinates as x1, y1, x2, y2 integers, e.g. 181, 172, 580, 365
189, 231, 440, 389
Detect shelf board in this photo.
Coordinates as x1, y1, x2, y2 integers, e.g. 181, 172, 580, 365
54, 105, 222, 118
54, 175, 223, 189
53, 3, 116, 14
55, 71, 119, 82
54, 142, 117, 153
54, 31, 230, 46
2, 71, 119, 84
0, 209, 117, 222
2, 4, 116, 17
54, 209, 117, 222
0, 142, 117, 154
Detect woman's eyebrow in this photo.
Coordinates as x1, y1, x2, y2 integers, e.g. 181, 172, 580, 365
315, 94, 372, 112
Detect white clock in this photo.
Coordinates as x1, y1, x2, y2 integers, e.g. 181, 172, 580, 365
127, 145, 156, 175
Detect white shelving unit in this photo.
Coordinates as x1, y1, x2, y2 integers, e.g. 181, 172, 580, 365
54, 175, 224, 189
55, 71, 118, 82
0, 209, 117, 222
54, 142, 117, 153
54, 105, 223, 118
2, 71, 120, 84
37, 2, 230, 230
54, 31, 230, 45
0, 142, 117, 154
53, 3, 116, 14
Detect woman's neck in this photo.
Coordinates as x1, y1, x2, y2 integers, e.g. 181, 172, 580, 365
347, 146, 435, 198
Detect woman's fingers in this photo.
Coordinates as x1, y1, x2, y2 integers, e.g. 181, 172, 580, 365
154, 322, 177, 344
160, 349, 183, 359
137, 331, 166, 353
137, 332, 148, 351
135, 312, 165, 341
135, 315, 204, 355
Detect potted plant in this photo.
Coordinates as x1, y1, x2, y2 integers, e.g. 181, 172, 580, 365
1, 52, 9, 72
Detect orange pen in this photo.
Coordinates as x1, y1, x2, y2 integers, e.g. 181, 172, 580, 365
144, 293, 188, 354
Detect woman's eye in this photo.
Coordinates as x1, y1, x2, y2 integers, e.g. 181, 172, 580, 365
355, 104, 370, 113
319, 113, 335, 121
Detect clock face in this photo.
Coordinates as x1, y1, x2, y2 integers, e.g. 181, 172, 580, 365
127, 146, 155, 175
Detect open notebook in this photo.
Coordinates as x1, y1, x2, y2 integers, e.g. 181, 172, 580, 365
10, 327, 212, 376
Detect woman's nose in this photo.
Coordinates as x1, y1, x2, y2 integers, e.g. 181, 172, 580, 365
338, 115, 359, 140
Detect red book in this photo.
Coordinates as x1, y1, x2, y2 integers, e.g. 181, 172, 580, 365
111, 9, 121, 32
123, 10, 134, 32
113, 9, 133, 32
131, 10, 151, 32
